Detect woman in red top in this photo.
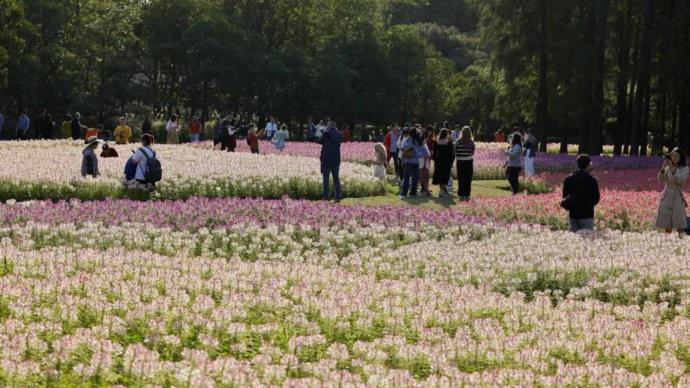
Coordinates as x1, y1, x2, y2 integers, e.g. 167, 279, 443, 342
190, 117, 201, 143
342, 126, 351, 143
246, 125, 264, 154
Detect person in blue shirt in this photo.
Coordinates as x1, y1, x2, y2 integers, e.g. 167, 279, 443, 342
15, 109, 30, 140
272, 124, 289, 151
320, 121, 343, 201
400, 128, 429, 197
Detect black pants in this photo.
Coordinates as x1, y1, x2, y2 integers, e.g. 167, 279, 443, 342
456, 160, 473, 198
506, 166, 521, 194
393, 155, 403, 180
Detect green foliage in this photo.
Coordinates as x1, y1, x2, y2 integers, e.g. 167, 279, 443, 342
0, 176, 386, 202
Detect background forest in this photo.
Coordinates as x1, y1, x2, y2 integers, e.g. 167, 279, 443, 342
1, 0, 688, 154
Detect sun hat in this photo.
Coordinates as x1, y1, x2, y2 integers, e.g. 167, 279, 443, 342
85, 135, 100, 146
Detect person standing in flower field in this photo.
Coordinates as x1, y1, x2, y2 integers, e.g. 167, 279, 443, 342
418, 125, 432, 196
561, 155, 600, 232
246, 125, 264, 154
141, 117, 152, 135
189, 116, 202, 143
523, 128, 537, 178
34, 108, 54, 139
15, 109, 30, 140
655, 148, 689, 236
505, 133, 523, 195
432, 128, 454, 198
71, 112, 86, 140
455, 126, 476, 201
264, 116, 278, 140
387, 124, 402, 181
81, 136, 101, 177
60, 114, 72, 139
400, 128, 429, 198
114, 117, 132, 144
320, 121, 343, 202
272, 124, 289, 152
166, 115, 180, 144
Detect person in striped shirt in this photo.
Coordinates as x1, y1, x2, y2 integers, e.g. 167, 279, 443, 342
454, 126, 476, 201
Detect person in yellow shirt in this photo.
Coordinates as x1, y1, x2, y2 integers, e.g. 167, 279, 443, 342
114, 117, 132, 144
61, 114, 72, 139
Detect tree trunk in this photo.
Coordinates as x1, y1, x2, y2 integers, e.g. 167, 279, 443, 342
560, 112, 569, 154
588, 0, 608, 156
613, 0, 632, 156
536, 0, 549, 153
578, 2, 596, 155
630, 0, 654, 156
639, 0, 654, 156
680, 89, 690, 152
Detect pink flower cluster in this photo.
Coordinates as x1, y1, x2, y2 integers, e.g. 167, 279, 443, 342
455, 189, 676, 231
0, 197, 485, 230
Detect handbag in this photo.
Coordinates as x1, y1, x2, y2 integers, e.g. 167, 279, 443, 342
402, 147, 415, 159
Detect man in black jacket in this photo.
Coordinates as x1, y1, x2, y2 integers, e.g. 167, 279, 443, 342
562, 155, 600, 232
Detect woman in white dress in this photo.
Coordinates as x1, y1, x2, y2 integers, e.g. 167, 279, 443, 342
655, 148, 689, 235
166, 115, 179, 144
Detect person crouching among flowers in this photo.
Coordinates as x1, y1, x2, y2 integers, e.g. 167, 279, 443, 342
373, 143, 388, 181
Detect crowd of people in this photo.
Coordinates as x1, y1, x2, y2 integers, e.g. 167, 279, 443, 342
376, 122, 539, 200
1, 108, 687, 235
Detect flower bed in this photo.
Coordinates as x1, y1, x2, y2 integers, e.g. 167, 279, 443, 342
1, 219, 690, 385
0, 197, 486, 230
0, 141, 385, 201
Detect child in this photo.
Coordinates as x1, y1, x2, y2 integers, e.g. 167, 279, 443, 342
272, 124, 289, 151
373, 143, 388, 181
100, 143, 119, 158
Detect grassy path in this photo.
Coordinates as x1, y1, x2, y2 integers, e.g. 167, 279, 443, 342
341, 180, 512, 209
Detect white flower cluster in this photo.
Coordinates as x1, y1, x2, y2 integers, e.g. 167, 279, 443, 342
0, 220, 689, 385
0, 141, 383, 199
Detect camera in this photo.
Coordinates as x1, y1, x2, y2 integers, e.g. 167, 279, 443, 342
664, 154, 672, 160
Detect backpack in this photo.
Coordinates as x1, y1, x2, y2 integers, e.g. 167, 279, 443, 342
140, 147, 162, 183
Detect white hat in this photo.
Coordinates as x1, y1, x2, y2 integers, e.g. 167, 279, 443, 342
85, 135, 100, 146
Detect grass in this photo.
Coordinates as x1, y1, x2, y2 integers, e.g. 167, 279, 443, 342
341, 180, 512, 210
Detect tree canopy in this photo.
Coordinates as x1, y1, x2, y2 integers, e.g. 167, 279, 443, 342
0, 0, 688, 153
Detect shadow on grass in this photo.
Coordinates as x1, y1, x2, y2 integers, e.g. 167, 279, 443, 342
400, 195, 457, 209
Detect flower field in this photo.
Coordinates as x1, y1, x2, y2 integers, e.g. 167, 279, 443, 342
0, 138, 688, 386
194, 140, 664, 180
0, 141, 385, 201
1, 212, 690, 385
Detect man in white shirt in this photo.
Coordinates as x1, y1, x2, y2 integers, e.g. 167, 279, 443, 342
265, 117, 278, 140
131, 134, 155, 184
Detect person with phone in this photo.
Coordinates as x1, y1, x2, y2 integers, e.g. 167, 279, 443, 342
655, 148, 689, 235
561, 155, 600, 232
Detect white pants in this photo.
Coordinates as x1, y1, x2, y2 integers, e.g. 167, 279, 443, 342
524, 156, 535, 177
